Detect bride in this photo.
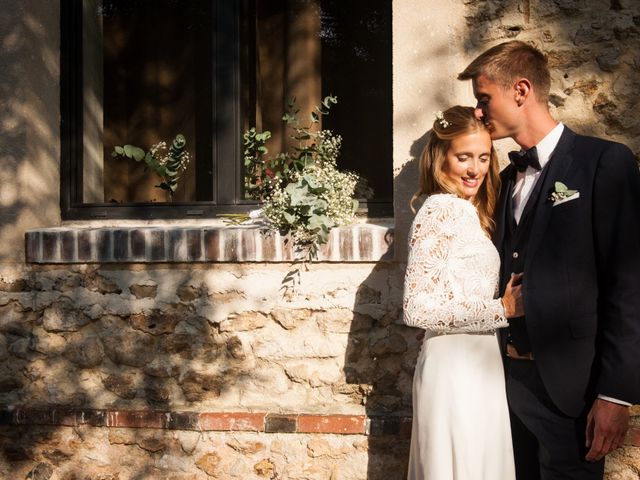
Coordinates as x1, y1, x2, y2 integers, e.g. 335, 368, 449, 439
403, 106, 522, 479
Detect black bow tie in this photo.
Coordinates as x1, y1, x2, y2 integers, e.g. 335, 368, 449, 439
508, 147, 542, 172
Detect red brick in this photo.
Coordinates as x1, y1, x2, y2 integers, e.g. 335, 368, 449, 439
281, 234, 294, 262
399, 416, 413, 438
186, 229, 202, 261
198, 412, 265, 432
149, 229, 165, 261
358, 228, 373, 260
25, 231, 41, 263
260, 231, 277, 261
61, 231, 76, 261
223, 230, 240, 262
339, 228, 353, 260
204, 229, 220, 261
42, 231, 59, 261
77, 230, 93, 261
240, 229, 256, 261
298, 414, 366, 434
265, 414, 297, 433
105, 410, 166, 429
130, 229, 146, 259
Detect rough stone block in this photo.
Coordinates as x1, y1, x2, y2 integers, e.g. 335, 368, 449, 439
219, 311, 268, 332
100, 328, 156, 367
41, 303, 90, 333
129, 283, 158, 299
102, 373, 138, 399
64, 335, 105, 368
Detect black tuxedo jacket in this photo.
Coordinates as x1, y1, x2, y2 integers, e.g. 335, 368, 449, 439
494, 127, 640, 417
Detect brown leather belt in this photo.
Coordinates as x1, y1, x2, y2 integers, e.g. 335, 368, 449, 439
506, 343, 535, 360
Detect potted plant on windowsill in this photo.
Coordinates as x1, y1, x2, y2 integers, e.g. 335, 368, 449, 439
111, 133, 190, 202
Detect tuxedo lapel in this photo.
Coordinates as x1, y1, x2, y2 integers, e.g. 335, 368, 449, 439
525, 128, 578, 270
493, 166, 516, 252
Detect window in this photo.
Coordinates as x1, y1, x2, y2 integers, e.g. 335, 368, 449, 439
61, 0, 391, 220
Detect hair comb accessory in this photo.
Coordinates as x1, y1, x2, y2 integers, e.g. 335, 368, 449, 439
435, 111, 451, 128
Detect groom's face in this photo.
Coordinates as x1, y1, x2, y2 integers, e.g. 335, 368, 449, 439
472, 74, 521, 141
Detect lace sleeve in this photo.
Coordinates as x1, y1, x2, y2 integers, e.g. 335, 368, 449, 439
402, 196, 507, 334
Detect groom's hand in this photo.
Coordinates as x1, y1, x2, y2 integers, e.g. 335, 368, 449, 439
585, 398, 629, 461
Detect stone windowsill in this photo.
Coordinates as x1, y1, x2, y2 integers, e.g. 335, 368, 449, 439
24, 222, 394, 264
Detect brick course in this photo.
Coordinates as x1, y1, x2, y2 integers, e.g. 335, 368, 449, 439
25, 225, 394, 264
2, 407, 638, 446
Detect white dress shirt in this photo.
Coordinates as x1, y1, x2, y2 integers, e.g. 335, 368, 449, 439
512, 123, 564, 224
511, 123, 630, 407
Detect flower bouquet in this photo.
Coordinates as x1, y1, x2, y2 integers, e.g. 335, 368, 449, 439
233, 96, 365, 263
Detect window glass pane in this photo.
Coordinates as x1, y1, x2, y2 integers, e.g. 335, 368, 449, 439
83, 0, 210, 204
320, 0, 392, 203
250, 0, 392, 204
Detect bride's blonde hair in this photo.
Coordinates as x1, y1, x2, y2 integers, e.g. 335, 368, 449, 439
410, 106, 500, 235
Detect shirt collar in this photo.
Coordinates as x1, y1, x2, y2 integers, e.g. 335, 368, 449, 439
534, 122, 564, 169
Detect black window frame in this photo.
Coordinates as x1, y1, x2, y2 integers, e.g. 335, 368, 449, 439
60, 0, 393, 221
60, 0, 251, 220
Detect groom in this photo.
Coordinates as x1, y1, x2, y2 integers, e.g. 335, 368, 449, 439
458, 41, 640, 479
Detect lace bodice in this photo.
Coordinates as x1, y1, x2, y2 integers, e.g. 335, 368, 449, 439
403, 194, 507, 334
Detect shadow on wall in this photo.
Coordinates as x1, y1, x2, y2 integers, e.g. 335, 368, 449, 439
0, 264, 256, 478
0, 2, 60, 262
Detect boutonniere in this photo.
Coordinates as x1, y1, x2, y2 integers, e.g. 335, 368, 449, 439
549, 181, 580, 206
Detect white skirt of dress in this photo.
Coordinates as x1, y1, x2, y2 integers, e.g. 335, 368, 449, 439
407, 332, 515, 480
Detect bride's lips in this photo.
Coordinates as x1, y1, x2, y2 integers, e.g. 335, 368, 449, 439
462, 177, 479, 188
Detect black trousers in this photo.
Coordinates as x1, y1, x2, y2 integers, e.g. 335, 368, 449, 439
505, 358, 604, 480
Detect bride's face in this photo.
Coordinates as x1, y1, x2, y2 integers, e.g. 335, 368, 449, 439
442, 130, 492, 201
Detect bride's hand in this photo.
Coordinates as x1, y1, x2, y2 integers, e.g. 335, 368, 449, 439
501, 273, 524, 318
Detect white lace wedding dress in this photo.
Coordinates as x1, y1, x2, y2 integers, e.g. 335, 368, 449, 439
403, 194, 515, 480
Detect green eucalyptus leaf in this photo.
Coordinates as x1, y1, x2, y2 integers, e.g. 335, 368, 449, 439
302, 174, 320, 189
555, 181, 568, 193
283, 211, 296, 224
124, 144, 146, 161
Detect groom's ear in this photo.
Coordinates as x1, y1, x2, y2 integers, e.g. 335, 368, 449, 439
514, 78, 532, 106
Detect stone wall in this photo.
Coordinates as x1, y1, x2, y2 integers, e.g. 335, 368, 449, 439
0, 262, 409, 414
0, 261, 417, 479
461, 0, 640, 156
1, 258, 639, 479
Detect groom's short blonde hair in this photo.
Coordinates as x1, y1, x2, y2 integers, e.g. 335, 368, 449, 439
458, 41, 551, 104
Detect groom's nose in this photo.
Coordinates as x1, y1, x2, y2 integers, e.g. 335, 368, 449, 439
474, 107, 484, 120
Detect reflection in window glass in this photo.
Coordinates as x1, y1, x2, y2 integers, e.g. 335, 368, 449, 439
83, 0, 211, 204
251, 0, 392, 204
